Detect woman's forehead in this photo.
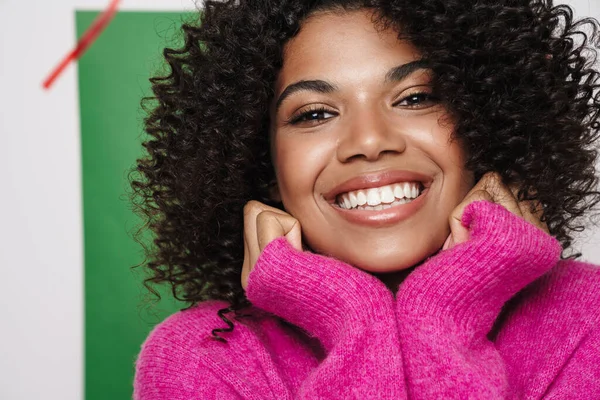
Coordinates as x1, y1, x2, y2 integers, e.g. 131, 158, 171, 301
276, 9, 422, 93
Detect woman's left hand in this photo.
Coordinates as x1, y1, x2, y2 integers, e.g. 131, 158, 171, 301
443, 172, 548, 251
395, 173, 557, 400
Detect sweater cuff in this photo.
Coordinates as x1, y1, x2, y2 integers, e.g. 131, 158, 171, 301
396, 200, 562, 336
246, 237, 395, 351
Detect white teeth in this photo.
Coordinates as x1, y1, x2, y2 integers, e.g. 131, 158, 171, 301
356, 191, 367, 206
349, 192, 358, 208
336, 181, 422, 210
354, 197, 411, 210
403, 182, 412, 198
343, 195, 351, 209
366, 188, 380, 206
380, 186, 395, 203
393, 185, 404, 199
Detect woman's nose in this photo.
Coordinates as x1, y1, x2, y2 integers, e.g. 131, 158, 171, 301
336, 107, 406, 163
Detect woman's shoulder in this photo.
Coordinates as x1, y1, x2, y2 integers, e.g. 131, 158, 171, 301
134, 300, 320, 399
133, 300, 231, 398
137, 299, 317, 348
494, 258, 600, 345
140, 300, 238, 343
492, 260, 600, 394
502, 259, 600, 326
528, 258, 600, 311
135, 300, 274, 366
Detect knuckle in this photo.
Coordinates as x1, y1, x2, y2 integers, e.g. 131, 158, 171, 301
488, 171, 502, 180
483, 171, 502, 187
243, 201, 255, 214
490, 174, 503, 188
244, 200, 263, 216
473, 189, 491, 201
256, 210, 275, 223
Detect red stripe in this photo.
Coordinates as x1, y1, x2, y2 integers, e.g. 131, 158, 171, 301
43, 0, 122, 90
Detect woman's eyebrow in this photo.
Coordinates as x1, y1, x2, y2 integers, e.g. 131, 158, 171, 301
385, 59, 432, 83
275, 59, 431, 112
275, 80, 337, 112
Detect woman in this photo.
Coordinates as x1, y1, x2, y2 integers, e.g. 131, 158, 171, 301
132, 0, 600, 398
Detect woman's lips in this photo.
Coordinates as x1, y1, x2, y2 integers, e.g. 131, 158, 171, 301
323, 170, 433, 202
330, 187, 429, 227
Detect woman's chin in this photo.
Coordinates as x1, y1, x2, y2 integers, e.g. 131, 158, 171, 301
303, 233, 445, 278
336, 246, 442, 289
347, 245, 439, 273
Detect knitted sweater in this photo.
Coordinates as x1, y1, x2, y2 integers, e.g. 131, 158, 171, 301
134, 201, 600, 399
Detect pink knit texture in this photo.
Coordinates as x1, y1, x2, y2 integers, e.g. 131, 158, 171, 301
134, 201, 600, 399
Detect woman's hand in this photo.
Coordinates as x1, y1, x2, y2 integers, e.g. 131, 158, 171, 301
241, 200, 302, 290
443, 172, 548, 250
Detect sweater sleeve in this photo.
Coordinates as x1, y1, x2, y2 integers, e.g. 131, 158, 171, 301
246, 238, 407, 399
395, 200, 562, 399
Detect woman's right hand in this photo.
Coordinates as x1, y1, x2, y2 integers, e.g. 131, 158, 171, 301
241, 200, 303, 290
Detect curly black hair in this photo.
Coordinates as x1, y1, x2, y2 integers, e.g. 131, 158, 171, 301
131, 0, 600, 339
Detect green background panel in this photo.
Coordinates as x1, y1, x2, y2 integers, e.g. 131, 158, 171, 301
77, 11, 190, 399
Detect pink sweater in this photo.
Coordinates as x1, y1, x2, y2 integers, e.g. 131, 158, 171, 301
134, 201, 600, 399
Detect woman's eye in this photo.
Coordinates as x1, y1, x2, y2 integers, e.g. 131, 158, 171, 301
288, 107, 338, 125
395, 92, 438, 108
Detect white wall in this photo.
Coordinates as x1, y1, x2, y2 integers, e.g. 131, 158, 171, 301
0, 2, 193, 400
0, 1, 598, 399
562, 1, 600, 260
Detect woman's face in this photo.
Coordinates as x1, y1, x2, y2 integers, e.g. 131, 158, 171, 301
270, 9, 474, 275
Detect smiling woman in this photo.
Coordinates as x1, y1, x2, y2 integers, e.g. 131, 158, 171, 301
131, 0, 600, 398
270, 11, 473, 279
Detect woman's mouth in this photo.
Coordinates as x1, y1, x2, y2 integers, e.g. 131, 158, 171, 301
335, 181, 423, 211
324, 170, 431, 226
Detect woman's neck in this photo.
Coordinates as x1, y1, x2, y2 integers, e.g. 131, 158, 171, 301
372, 265, 417, 295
